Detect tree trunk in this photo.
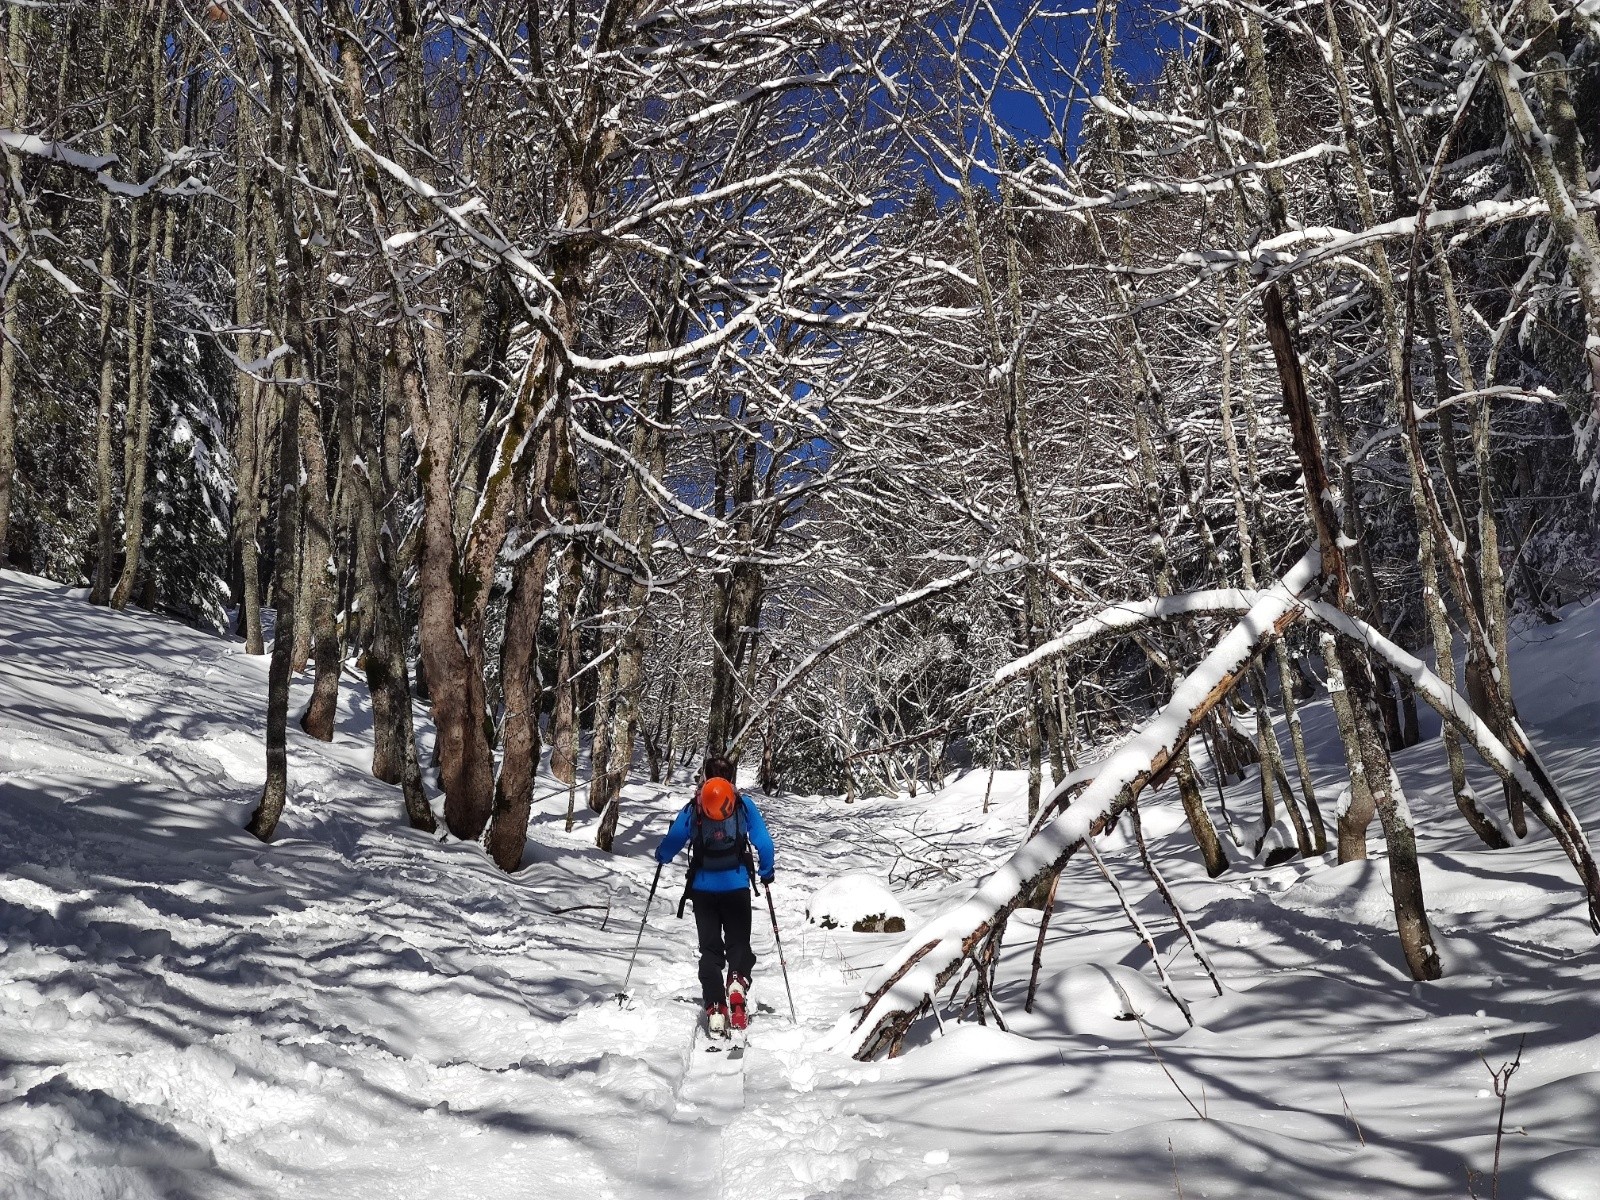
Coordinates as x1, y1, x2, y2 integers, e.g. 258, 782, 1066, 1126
228, 116, 268, 651
109, 203, 168, 609
247, 63, 306, 842
0, 262, 16, 568
298, 386, 341, 741
88, 6, 126, 599
399, 311, 498, 839
706, 561, 762, 759
291, 517, 315, 672
1275, 644, 1327, 855
488, 429, 554, 870
1266, 284, 1440, 981
548, 538, 585, 786
591, 400, 664, 844
587, 592, 620, 814
0, 6, 30, 567
360, 470, 401, 790
488, 534, 553, 868
90, 181, 120, 602
355, 371, 434, 832
1320, 632, 1376, 861
249, 395, 300, 842
1176, 751, 1227, 877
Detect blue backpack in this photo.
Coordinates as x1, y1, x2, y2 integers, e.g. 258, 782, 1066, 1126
691, 799, 749, 874
677, 798, 755, 915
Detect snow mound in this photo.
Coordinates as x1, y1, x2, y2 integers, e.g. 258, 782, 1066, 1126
904, 1023, 1042, 1071
1032, 962, 1187, 1038
191, 729, 269, 784
1274, 854, 1573, 924
1504, 1148, 1600, 1200
805, 873, 908, 933
0, 1073, 233, 1200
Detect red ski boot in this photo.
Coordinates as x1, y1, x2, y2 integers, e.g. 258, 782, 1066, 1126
727, 974, 750, 1031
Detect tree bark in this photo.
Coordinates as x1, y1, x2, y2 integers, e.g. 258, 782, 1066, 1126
586, 582, 621, 814
1266, 283, 1440, 981
225, 41, 269, 650
249, 389, 300, 844
90, 181, 120, 602
0, 5, 30, 567
401, 313, 498, 838
247, 59, 305, 842
86, 7, 125, 599
297, 384, 341, 741
488, 430, 555, 870
109, 202, 168, 609
591, 357, 671, 845
548, 537, 586, 786
356, 365, 435, 831
1320, 632, 1376, 861
1175, 751, 1227, 877
1275, 643, 1327, 855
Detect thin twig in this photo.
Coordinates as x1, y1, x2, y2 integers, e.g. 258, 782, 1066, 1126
1483, 1033, 1525, 1200
1129, 801, 1224, 996
1025, 869, 1062, 1013
1336, 1081, 1366, 1146
1084, 835, 1195, 1026
1133, 1009, 1206, 1121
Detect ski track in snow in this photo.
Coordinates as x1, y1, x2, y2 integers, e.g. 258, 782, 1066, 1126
630, 1024, 746, 1197
2, 570, 1599, 1198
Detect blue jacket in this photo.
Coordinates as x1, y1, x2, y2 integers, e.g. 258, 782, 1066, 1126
656, 793, 775, 892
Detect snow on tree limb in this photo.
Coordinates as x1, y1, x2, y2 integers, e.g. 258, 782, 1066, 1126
994, 577, 1600, 928
828, 548, 1322, 1061
0, 130, 116, 175
993, 587, 1262, 687
0, 129, 182, 198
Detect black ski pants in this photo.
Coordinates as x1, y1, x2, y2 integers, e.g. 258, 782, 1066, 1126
690, 888, 756, 1006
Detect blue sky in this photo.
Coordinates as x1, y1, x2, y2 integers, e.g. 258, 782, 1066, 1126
978, 0, 1183, 153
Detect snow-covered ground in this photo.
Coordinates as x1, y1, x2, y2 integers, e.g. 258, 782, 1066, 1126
2, 570, 1598, 1199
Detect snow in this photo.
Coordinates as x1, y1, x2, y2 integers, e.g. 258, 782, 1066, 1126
806, 874, 909, 932
0, 130, 117, 173
3, 570, 1600, 1197
837, 551, 1326, 1056
1037, 962, 1186, 1036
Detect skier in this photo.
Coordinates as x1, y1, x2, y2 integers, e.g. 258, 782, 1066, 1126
655, 756, 775, 1037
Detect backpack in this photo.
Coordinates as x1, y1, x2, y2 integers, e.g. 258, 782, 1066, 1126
677, 796, 756, 915
690, 799, 749, 875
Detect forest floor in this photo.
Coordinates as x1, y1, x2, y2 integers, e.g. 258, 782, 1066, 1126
1, 569, 1598, 1199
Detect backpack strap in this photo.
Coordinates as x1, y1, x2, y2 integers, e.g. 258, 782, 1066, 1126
677, 802, 698, 918
737, 796, 758, 894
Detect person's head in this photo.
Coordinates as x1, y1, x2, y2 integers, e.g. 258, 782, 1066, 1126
703, 755, 736, 783
697, 776, 738, 821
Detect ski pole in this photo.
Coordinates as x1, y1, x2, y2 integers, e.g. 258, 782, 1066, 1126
763, 882, 799, 1024
617, 861, 663, 1003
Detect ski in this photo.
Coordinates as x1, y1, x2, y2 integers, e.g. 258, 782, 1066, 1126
694, 1018, 747, 1061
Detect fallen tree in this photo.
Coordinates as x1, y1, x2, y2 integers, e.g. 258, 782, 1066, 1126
827, 562, 1600, 1060
825, 548, 1323, 1060
1020, 587, 1600, 917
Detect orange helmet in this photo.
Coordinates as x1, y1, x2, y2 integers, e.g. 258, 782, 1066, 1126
698, 777, 737, 821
